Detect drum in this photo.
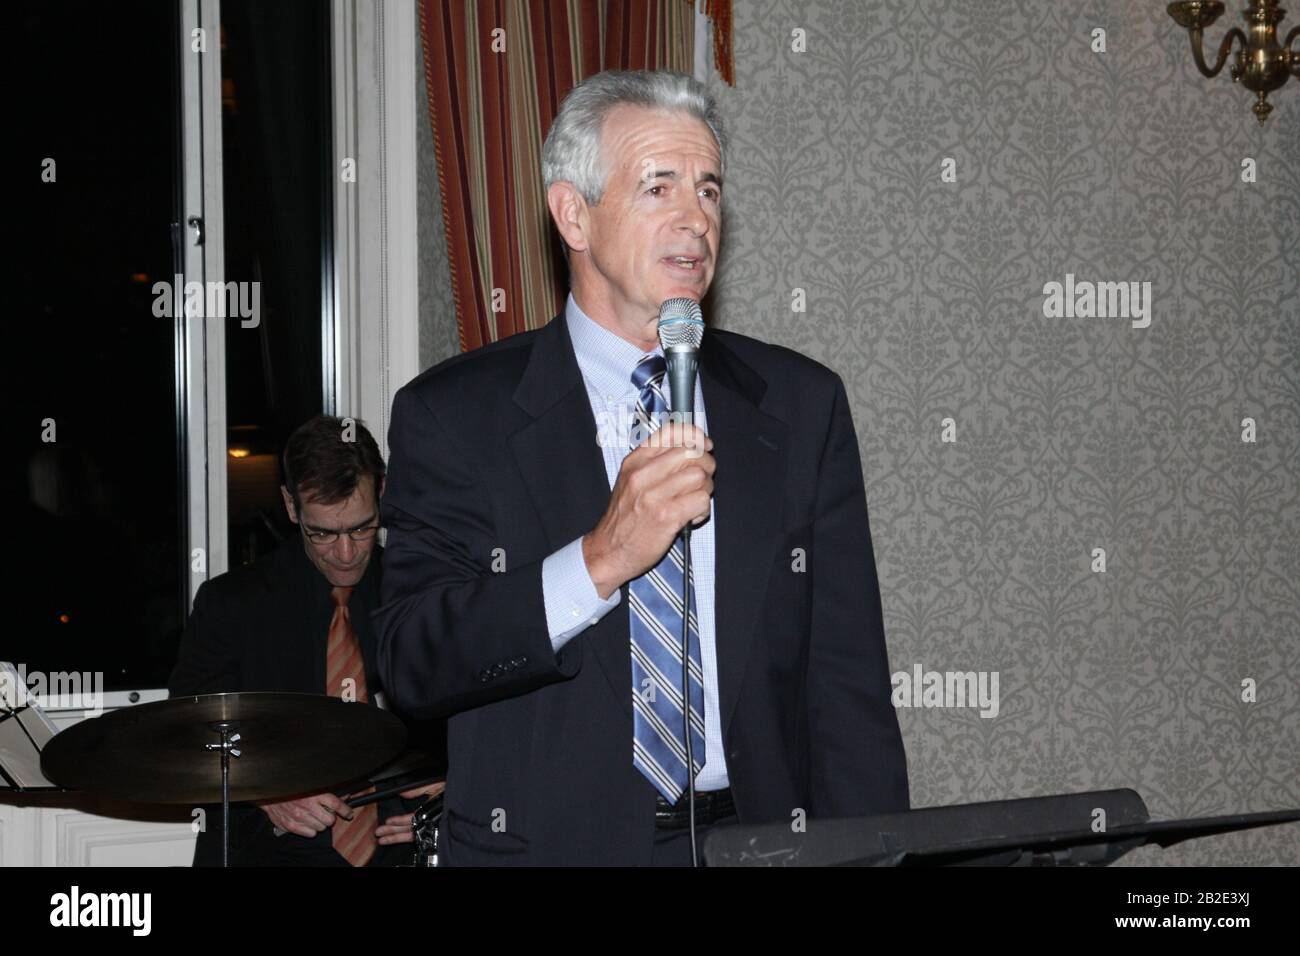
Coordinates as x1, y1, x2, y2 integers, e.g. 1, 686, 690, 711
410, 792, 442, 867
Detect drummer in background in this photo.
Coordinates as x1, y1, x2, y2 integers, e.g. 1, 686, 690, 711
169, 415, 444, 866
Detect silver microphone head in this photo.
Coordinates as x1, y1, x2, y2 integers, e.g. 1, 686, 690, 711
657, 298, 705, 351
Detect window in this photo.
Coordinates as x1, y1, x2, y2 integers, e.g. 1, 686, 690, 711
220, 0, 333, 567
10, 0, 335, 695
13, 0, 184, 691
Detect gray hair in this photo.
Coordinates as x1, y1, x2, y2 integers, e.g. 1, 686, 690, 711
542, 69, 727, 206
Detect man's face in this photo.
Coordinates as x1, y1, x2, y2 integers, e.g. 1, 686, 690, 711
564, 105, 723, 347
281, 477, 381, 588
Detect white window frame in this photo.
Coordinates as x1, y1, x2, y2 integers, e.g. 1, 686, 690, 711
331, 0, 420, 460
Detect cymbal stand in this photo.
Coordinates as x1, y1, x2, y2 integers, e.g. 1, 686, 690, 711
204, 721, 241, 867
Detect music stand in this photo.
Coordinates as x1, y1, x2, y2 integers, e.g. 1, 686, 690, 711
0, 661, 63, 793
702, 788, 1300, 866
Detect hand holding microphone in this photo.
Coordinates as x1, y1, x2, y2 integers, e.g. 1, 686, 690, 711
583, 420, 714, 599
582, 299, 711, 601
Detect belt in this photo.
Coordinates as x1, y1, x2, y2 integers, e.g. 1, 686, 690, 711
655, 787, 735, 830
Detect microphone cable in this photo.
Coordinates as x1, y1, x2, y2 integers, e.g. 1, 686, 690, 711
681, 522, 698, 867
657, 297, 706, 867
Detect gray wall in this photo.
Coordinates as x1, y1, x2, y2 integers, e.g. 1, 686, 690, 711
416, 1, 1299, 863
702, 0, 1299, 864
416, 40, 460, 373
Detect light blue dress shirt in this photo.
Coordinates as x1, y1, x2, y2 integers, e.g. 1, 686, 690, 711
540, 293, 728, 790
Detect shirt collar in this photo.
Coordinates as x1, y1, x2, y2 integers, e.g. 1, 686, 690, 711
565, 293, 661, 401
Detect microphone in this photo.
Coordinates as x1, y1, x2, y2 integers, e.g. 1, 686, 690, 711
657, 297, 705, 421
656, 296, 706, 867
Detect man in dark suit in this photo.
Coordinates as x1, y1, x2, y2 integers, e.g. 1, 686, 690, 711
170, 415, 441, 866
375, 69, 908, 865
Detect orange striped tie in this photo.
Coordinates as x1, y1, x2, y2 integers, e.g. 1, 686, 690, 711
326, 586, 378, 867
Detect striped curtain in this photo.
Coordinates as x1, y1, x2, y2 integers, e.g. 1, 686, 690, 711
420, 0, 728, 351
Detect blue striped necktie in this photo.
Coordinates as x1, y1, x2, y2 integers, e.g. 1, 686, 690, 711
628, 353, 705, 803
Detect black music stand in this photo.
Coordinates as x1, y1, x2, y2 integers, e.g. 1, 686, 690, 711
702, 789, 1300, 866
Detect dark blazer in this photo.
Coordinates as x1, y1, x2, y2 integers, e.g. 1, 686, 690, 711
375, 311, 908, 865
169, 538, 434, 866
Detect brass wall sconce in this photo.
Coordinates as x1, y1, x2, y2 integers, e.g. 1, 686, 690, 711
1167, 1, 1299, 122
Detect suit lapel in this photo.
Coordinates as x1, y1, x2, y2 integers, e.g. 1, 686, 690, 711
698, 334, 788, 737
508, 314, 631, 713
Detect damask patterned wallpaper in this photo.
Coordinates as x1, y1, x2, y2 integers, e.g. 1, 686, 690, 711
416, 1, 1299, 863
700, 0, 1298, 865
416, 48, 459, 373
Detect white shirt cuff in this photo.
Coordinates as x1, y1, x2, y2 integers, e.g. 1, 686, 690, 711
542, 536, 621, 652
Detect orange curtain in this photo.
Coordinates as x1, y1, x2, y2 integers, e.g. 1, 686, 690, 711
420, 0, 731, 351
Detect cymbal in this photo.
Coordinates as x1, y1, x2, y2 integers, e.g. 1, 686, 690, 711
367, 747, 447, 787
41, 692, 408, 805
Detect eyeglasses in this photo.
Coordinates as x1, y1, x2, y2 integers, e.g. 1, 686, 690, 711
301, 522, 380, 545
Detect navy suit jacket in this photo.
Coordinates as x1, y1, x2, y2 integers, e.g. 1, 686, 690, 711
375, 311, 908, 865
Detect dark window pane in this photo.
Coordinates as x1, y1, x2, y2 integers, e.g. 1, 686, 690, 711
221, 0, 332, 567
11, 0, 183, 691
